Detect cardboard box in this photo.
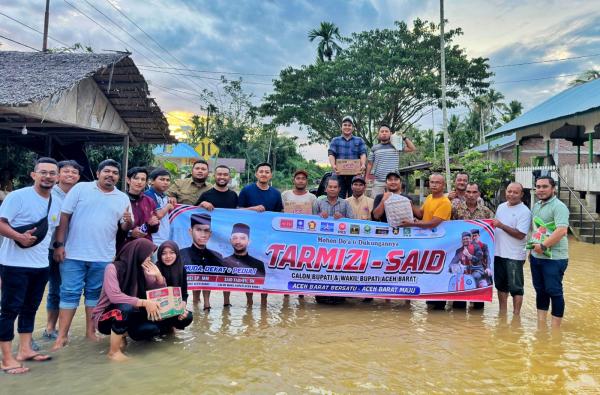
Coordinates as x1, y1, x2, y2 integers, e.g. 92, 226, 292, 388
146, 286, 185, 320
336, 159, 361, 175
284, 201, 313, 214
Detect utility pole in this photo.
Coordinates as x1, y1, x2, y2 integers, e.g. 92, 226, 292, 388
42, 0, 50, 52
439, 0, 452, 190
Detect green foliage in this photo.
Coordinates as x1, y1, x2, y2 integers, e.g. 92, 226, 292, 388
457, 151, 515, 204
262, 19, 492, 147
0, 144, 38, 188
86, 143, 155, 172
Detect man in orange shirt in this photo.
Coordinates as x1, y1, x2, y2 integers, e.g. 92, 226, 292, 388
400, 173, 452, 309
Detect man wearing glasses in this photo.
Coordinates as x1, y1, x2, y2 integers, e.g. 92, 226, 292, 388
0, 158, 61, 373
529, 176, 570, 329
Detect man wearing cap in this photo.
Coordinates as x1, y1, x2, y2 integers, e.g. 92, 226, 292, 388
179, 213, 224, 311
328, 116, 368, 198
449, 231, 484, 277
372, 172, 414, 223
223, 223, 266, 306
346, 176, 374, 220
366, 123, 416, 198
313, 177, 355, 219
281, 170, 316, 214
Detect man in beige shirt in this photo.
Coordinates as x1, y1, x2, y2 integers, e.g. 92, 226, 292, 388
346, 176, 374, 220
168, 159, 212, 205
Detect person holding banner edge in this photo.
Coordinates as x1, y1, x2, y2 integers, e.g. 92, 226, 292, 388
196, 165, 239, 308
400, 173, 452, 310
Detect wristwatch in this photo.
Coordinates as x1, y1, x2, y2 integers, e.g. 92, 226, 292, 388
540, 244, 548, 252
53, 241, 64, 249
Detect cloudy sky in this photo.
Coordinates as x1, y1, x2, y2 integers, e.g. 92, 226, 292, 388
2, 0, 600, 160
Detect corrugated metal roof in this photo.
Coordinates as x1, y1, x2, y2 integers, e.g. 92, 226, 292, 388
154, 143, 199, 158
486, 78, 600, 138
472, 133, 516, 153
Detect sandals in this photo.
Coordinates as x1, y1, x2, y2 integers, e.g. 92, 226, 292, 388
1, 363, 30, 375
17, 353, 52, 362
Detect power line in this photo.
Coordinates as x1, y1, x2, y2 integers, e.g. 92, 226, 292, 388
138, 67, 274, 86
493, 72, 580, 85
137, 64, 277, 78
0, 11, 70, 47
104, 0, 222, 92
490, 52, 600, 68
82, 0, 211, 94
0, 34, 40, 52
148, 82, 205, 107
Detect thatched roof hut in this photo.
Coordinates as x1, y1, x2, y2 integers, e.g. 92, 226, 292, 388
0, 50, 173, 152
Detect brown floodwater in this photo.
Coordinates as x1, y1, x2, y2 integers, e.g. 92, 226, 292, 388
2, 237, 599, 394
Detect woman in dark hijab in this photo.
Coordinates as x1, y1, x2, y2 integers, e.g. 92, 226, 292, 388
92, 239, 165, 361
155, 241, 193, 333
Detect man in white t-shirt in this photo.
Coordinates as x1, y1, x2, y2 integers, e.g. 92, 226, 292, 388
281, 170, 316, 214
0, 157, 61, 374
491, 182, 532, 316
51, 159, 133, 350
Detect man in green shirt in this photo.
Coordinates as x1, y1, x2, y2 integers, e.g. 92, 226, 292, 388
168, 160, 212, 205
530, 176, 569, 329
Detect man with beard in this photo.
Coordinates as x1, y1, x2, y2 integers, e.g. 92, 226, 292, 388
328, 116, 368, 198
52, 159, 133, 350
281, 170, 316, 214
0, 158, 61, 374
179, 213, 224, 311
366, 123, 416, 197
195, 165, 239, 308
223, 223, 266, 306
168, 159, 212, 205
529, 176, 569, 329
44, 160, 82, 341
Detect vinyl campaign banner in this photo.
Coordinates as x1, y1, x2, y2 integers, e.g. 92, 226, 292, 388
169, 206, 495, 302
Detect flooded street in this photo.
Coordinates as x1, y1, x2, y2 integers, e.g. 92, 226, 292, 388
2, 237, 599, 394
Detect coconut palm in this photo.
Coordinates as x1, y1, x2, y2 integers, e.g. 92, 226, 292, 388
569, 69, 600, 86
308, 22, 343, 62
502, 100, 523, 123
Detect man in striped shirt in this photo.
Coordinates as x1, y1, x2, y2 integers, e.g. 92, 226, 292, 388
366, 123, 416, 197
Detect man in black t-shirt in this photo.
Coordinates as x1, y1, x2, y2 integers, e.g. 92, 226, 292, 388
195, 165, 238, 308
223, 223, 266, 306
195, 165, 238, 209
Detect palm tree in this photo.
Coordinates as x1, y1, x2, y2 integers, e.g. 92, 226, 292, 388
569, 69, 600, 86
308, 22, 343, 62
502, 100, 523, 123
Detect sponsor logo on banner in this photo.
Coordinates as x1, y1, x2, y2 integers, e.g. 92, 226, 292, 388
392, 227, 400, 235
403, 227, 412, 236
280, 219, 293, 229
320, 222, 334, 232
363, 225, 372, 234
338, 223, 347, 234
375, 227, 389, 235
308, 221, 317, 231
296, 219, 305, 230
350, 224, 360, 234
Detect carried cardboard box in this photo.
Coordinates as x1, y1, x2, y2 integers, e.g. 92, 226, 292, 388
146, 286, 185, 320
283, 201, 313, 214
336, 159, 361, 175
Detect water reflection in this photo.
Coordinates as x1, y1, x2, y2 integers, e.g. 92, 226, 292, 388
3, 237, 599, 393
